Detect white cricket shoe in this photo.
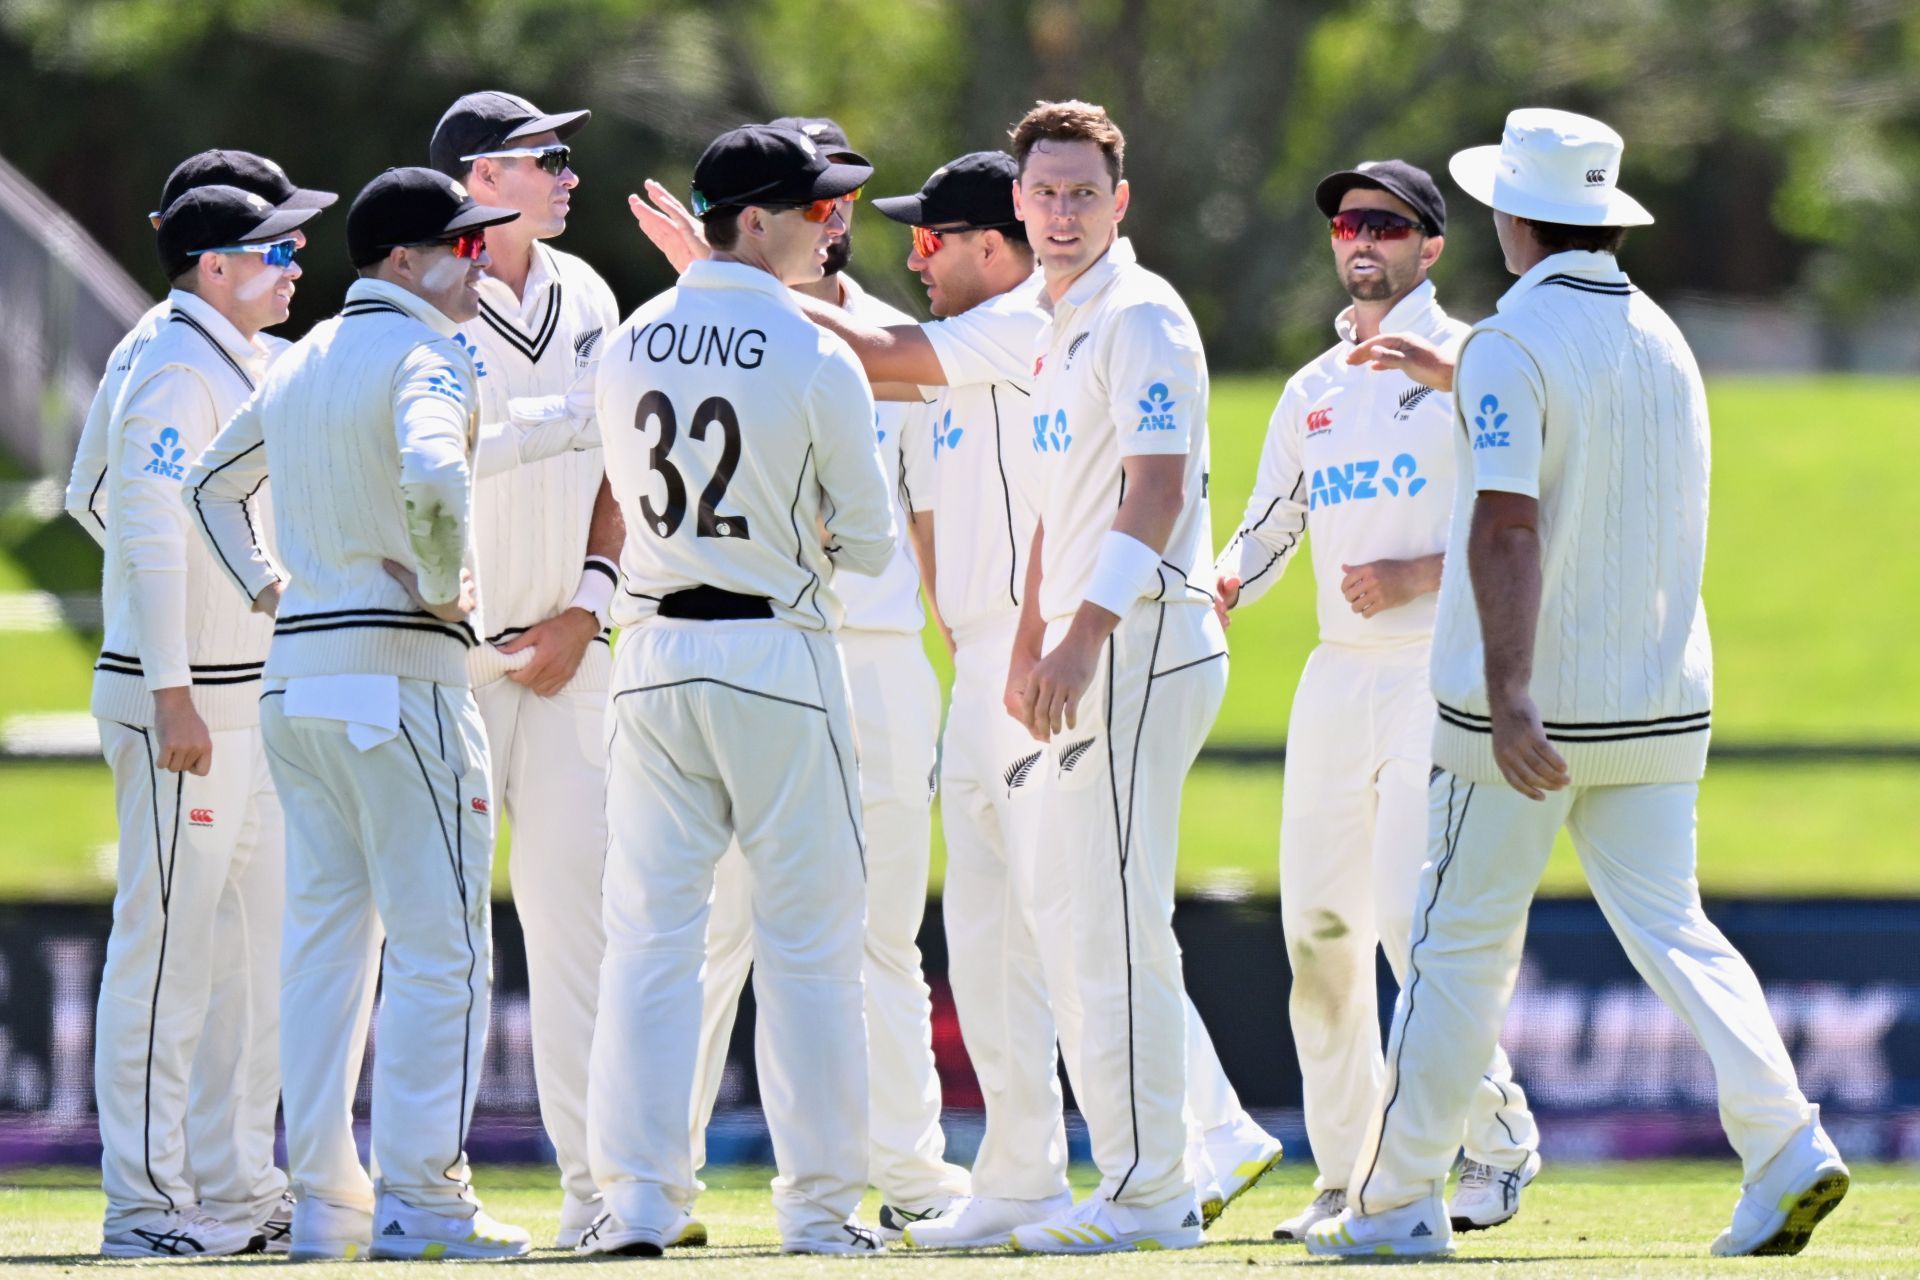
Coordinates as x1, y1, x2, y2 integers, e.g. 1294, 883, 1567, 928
555, 1191, 600, 1249
877, 1199, 954, 1243
288, 1196, 372, 1261
102, 1207, 262, 1258
1273, 1187, 1346, 1242
668, 1207, 708, 1248
782, 1217, 884, 1254
1193, 1114, 1284, 1226
1451, 1151, 1541, 1231
575, 1211, 667, 1257
1010, 1192, 1203, 1254
258, 1190, 296, 1254
1303, 1195, 1453, 1259
367, 1192, 531, 1260
1711, 1117, 1849, 1257
899, 1193, 1072, 1250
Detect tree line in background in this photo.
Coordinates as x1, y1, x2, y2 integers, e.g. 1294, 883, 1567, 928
2, 0, 1913, 370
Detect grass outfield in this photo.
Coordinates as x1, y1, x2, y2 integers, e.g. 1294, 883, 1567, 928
3, 1161, 1915, 1275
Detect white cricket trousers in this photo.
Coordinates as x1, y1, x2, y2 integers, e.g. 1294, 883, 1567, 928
262, 681, 495, 1215
475, 675, 607, 1211
592, 619, 870, 1246
691, 628, 967, 1209
95, 720, 287, 1234
1353, 772, 1818, 1213
1032, 602, 1228, 1209
1281, 643, 1536, 1188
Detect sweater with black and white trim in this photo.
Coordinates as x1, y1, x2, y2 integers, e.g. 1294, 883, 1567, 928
90, 290, 279, 730
1430, 251, 1714, 786
187, 279, 483, 686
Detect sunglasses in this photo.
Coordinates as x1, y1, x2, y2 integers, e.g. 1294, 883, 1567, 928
911, 222, 1022, 258
1330, 209, 1423, 241
690, 187, 862, 222
192, 238, 299, 268
403, 229, 487, 259
459, 144, 572, 175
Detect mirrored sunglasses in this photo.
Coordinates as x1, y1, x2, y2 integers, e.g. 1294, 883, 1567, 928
458, 144, 572, 175
192, 238, 299, 268
1330, 209, 1422, 241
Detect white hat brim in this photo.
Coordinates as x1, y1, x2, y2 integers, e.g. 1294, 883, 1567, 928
1448, 144, 1654, 227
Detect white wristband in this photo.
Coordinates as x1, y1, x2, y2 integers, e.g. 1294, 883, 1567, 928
1083, 530, 1162, 618
568, 557, 617, 629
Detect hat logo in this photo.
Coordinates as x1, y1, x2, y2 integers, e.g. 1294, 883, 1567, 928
447, 178, 469, 198
794, 135, 817, 157
1585, 168, 1607, 186
262, 158, 286, 177
246, 193, 271, 212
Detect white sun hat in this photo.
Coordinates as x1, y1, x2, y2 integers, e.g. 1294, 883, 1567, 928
1449, 108, 1654, 227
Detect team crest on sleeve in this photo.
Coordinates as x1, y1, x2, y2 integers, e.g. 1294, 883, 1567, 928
933, 408, 963, 459
1472, 395, 1510, 449
450, 333, 487, 379
144, 427, 187, 480
425, 369, 467, 403
1136, 382, 1178, 432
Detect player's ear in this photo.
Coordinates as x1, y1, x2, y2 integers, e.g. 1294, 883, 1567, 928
1010, 179, 1025, 220
1112, 178, 1130, 224
1421, 232, 1445, 271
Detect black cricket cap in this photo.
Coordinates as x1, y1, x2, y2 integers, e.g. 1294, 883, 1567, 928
430, 90, 591, 177
767, 116, 855, 158
156, 184, 323, 281
690, 125, 872, 215
154, 149, 337, 220
345, 167, 520, 267
873, 151, 1020, 230
1315, 159, 1446, 236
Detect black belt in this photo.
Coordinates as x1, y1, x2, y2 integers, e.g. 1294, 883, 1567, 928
657, 586, 774, 621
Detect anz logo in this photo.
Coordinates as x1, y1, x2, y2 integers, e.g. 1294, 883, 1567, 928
1032, 409, 1072, 453
143, 427, 187, 480
933, 408, 963, 459
451, 333, 488, 379
1136, 382, 1179, 432
1310, 452, 1427, 509
1472, 395, 1510, 450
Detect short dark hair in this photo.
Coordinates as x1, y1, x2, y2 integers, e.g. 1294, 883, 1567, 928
1009, 100, 1124, 188
702, 206, 744, 251
1522, 218, 1628, 256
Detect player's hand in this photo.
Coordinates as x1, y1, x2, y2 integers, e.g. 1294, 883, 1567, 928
1489, 690, 1570, 800
153, 686, 213, 776
501, 607, 599, 697
1214, 575, 1241, 630
1340, 559, 1423, 618
1003, 643, 1038, 723
1019, 634, 1098, 742
1346, 333, 1455, 392
629, 180, 711, 274
382, 560, 478, 624
250, 579, 283, 618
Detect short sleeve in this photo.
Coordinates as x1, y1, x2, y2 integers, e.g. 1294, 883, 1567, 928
1105, 301, 1204, 458
923, 292, 1038, 389
1455, 330, 1545, 499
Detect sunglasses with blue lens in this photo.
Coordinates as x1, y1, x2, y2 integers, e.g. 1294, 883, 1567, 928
193, 238, 299, 268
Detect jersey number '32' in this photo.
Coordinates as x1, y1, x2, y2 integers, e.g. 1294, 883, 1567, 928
633, 390, 750, 541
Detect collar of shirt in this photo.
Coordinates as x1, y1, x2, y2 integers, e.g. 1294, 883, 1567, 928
1333, 278, 1453, 347
1496, 250, 1629, 313
679, 259, 805, 314
1039, 235, 1138, 319
166, 287, 270, 370
475, 241, 557, 319
345, 277, 462, 337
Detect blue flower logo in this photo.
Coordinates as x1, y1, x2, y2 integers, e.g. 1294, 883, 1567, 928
1380, 452, 1426, 498
1474, 395, 1507, 433
143, 427, 187, 479
933, 409, 963, 459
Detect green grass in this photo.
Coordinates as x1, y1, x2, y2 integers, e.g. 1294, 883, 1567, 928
2, 1161, 1914, 1275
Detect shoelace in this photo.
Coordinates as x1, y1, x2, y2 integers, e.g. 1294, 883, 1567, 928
1314, 1189, 1347, 1213
1457, 1159, 1494, 1191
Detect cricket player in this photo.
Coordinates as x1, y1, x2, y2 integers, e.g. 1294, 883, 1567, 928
89, 183, 322, 1259
1001, 99, 1248, 1254
189, 167, 530, 1261
429, 89, 624, 1247
1214, 159, 1540, 1242
584, 124, 895, 1257
1305, 109, 1848, 1260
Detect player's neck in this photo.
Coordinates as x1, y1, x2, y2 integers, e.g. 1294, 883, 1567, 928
187, 287, 262, 343
789, 273, 845, 308
1349, 277, 1425, 343
484, 227, 541, 301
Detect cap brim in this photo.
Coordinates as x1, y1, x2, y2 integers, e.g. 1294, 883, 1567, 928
506, 109, 591, 144
870, 192, 927, 225
237, 205, 325, 244
808, 158, 874, 202
1449, 145, 1654, 227
280, 187, 339, 211
444, 202, 522, 236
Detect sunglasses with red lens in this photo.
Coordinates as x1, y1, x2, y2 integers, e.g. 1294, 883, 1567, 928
437, 230, 487, 259
911, 225, 948, 258
1330, 208, 1422, 241
787, 187, 861, 223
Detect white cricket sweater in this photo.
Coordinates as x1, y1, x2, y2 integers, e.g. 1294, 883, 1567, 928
462, 242, 620, 687
187, 279, 484, 686
1430, 251, 1714, 785
1216, 280, 1465, 649
90, 290, 278, 729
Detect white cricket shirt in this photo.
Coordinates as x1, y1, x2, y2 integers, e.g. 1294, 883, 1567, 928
596, 260, 895, 632
1028, 238, 1214, 623
919, 273, 1048, 641
1216, 279, 1465, 648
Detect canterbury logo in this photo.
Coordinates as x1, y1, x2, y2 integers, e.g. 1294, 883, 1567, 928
1059, 738, 1096, 773
1306, 408, 1333, 433
1584, 168, 1607, 185
1395, 385, 1435, 417
188, 808, 214, 826
471, 797, 489, 814
1004, 749, 1041, 794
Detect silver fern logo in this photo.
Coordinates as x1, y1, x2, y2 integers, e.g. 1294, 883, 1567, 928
1395, 385, 1435, 419
1059, 737, 1096, 774
1004, 749, 1042, 795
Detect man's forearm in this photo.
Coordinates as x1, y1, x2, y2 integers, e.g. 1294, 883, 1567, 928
586, 475, 624, 560
1468, 500, 1542, 703
1014, 522, 1046, 659
794, 295, 944, 386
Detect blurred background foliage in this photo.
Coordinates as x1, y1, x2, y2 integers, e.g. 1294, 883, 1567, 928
2, 0, 1916, 368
